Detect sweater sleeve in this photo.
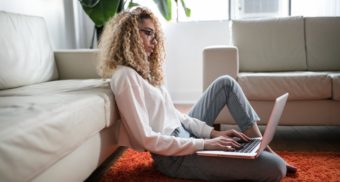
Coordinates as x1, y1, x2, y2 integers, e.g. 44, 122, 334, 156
112, 75, 205, 156
175, 110, 213, 139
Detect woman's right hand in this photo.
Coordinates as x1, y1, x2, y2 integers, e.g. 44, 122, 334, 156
204, 136, 242, 151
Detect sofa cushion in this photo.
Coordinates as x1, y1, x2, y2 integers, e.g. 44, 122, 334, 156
328, 72, 340, 101
0, 11, 58, 90
0, 80, 117, 182
305, 17, 340, 71
232, 16, 307, 72
0, 79, 117, 127
238, 72, 332, 100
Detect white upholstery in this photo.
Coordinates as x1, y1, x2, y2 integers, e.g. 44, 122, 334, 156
203, 46, 238, 90
0, 79, 118, 127
232, 16, 307, 72
203, 16, 340, 126
31, 125, 118, 182
305, 17, 340, 71
0, 80, 115, 181
215, 100, 340, 125
0, 11, 58, 90
238, 72, 332, 100
0, 12, 119, 182
329, 73, 340, 101
55, 50, 101, 80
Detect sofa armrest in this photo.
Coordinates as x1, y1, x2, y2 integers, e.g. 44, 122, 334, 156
54, 49, 101, 80
203, 46, 239, 90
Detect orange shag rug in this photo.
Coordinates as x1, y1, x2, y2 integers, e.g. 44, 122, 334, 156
100, 149, 340, 182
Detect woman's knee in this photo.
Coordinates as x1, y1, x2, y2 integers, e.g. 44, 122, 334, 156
213, 75, 236, 89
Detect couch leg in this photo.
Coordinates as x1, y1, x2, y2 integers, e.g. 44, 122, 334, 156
213, 124, 221, 131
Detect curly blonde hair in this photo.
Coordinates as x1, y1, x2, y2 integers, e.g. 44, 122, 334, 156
97, 7, 165, 86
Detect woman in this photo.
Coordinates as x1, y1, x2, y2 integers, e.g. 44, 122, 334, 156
98, 7, 295, 181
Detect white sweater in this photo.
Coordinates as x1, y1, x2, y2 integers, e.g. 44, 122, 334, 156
110, 66, 213, 156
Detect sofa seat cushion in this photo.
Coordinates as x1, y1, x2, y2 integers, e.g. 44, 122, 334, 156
238, 72, 332, 101
0, 79, 117, 127
329, 72, 340, 101
0, 80, 117, 182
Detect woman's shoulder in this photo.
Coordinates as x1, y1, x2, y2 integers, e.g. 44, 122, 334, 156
112, 65, 137, 76
110, 65, 143, 91
111, 65, 140, 81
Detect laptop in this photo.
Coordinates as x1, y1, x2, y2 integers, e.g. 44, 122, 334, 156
196, 93, 289, 159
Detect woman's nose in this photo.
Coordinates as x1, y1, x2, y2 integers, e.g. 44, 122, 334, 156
151, 38, 157, 45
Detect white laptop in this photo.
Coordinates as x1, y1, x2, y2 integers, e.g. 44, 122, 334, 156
196, 93, 289, 159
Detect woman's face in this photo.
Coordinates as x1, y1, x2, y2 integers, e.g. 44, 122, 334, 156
138, 18, 157, 57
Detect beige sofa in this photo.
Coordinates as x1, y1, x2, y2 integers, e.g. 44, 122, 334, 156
0, 11, 119, 181
203, 16, 340, 126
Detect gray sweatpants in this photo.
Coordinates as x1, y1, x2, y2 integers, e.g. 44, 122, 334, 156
152, 75, 286, 181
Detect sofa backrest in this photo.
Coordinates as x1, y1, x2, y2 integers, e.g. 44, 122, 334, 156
305, 17, 340, 71
232, 16, 307, 72
0, 11, 58, 90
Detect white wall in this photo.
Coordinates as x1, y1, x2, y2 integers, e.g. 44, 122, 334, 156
163, 21, 231, 103
0, 0, 93, 49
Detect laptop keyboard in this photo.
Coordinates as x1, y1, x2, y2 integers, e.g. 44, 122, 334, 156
236, 139, 261, 153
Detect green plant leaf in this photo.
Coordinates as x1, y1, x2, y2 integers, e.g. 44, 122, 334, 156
79, 0, 100, 8
180, 0, 191, 17
80, 0, 122, 27
80, 0, 191, 26
153, 0, 172, 21
128, 1, 140, 8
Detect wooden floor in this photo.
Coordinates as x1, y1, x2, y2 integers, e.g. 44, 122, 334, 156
175, 104, 340, 152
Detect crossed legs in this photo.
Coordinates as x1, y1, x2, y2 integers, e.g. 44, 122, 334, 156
189, 75, 296, 174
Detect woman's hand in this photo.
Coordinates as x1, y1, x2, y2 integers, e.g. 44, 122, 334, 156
210, 129, 251, 142
204, 129, 251, 151
204, 136, 242, 151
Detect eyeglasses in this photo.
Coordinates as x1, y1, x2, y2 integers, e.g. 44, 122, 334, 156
139, 28, 156, 41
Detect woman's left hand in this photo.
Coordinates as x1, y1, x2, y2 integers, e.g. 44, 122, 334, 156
210, 129, 251, 143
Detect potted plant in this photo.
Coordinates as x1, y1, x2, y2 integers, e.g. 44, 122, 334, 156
79, 0, 190, 47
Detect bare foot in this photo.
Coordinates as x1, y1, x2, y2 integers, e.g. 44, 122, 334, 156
243, 123, 298, 174
286, 162, 297, 174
